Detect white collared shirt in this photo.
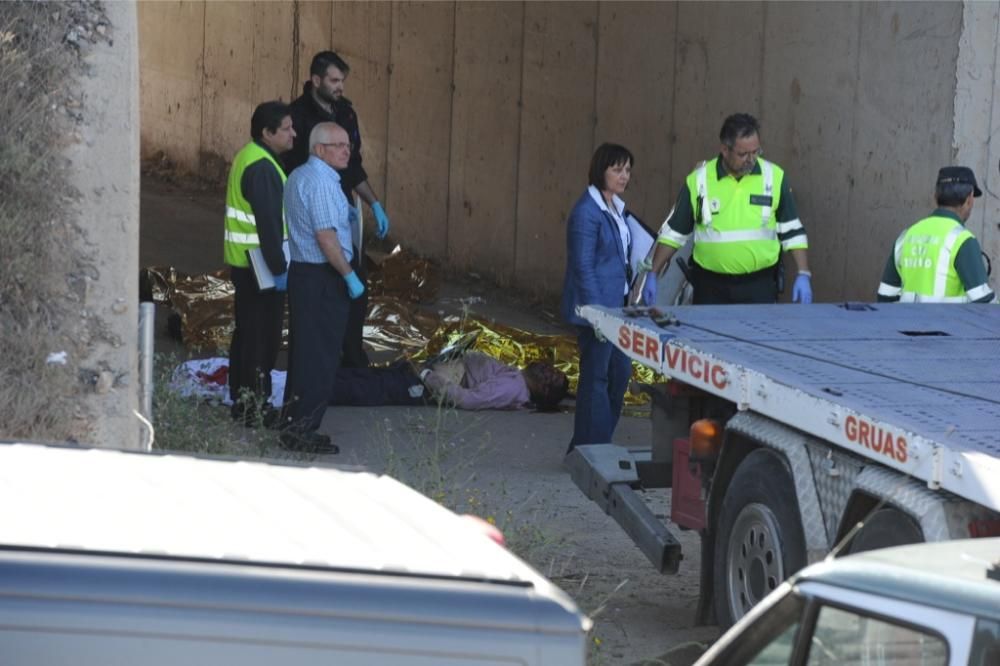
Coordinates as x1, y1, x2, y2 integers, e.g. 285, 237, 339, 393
588, 185, 630, 294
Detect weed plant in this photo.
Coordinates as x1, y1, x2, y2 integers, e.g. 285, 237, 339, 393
150, 352, 294, 460
0, 3, 94, 440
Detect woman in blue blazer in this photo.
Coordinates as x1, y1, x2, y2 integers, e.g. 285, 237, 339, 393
561, 143, 635, 451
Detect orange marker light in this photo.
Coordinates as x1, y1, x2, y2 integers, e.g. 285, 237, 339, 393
689, 419, 723, 459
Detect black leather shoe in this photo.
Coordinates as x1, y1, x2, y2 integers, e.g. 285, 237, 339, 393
278, 430, 339, 454
232, 405, 282, 429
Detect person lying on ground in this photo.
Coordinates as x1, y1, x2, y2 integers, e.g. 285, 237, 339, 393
330, 352, 569, 411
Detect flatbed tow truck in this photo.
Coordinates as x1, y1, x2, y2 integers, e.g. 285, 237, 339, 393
565, 302, 1000, 628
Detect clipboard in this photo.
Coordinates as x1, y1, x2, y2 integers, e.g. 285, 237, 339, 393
246, 241, 290, 291
247, 247, 275, 290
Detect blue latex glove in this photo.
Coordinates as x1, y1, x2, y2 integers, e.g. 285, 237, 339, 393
345, 270, 365, 300
792, 273, 812, 304
372, 202, 390, 239
273, 272, 288, 292
641, 275, 657, 306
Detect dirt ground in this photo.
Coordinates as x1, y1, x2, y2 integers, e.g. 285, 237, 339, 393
140, 175, 720, 665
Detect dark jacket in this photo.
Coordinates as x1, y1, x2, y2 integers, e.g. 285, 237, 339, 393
242, 141, 287, 276
285, 81, 367, 201
560, 189, 631, 327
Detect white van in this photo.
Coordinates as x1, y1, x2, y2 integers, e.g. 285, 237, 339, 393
0, 443, 589, 664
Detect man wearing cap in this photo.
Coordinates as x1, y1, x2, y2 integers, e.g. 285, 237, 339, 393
877, 166, 996, 304
633, 113, 813, 305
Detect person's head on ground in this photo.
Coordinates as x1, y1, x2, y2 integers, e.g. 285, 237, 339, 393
522, 361, 569, 412
251, 101, 295, 154
589, 143, 633, 204
310, 51, 350, 107
935, 166, 981, 222
310, 122, 351, 170
719, 113, 761, 178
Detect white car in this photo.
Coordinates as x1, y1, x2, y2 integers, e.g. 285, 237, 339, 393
0, 443, 590, 665
695, 538, 1000, 666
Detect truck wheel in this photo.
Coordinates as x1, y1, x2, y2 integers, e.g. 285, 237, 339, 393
845, 507, 923, 554
713, 449, 806, 629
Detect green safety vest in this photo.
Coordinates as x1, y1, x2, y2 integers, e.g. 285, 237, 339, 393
894, 215, 973, 303
686, 157, 785, 274
223, 142, 287, 268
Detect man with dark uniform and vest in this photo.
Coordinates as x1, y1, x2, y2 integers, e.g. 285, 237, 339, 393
877, 166, 996, 304
634, 113, 813, 305
224, 101, 295, 426
285, 51, 390, 369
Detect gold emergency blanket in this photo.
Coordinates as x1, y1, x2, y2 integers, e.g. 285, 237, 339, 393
141, 247, 440, 352
141, 249, 656, 408
142, 266, 237, 352
413, 317, 657, 408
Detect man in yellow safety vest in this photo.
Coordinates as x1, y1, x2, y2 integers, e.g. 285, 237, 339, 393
633, 113, 813, 305
223, 101, 296, 425
877, 166, 996, 304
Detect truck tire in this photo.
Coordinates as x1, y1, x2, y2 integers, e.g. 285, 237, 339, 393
845, 507, 923, 554
713, 449, 807, 629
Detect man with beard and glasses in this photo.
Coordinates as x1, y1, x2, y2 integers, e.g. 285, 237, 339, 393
632, 113, 813, 305
285, 51, 389, 369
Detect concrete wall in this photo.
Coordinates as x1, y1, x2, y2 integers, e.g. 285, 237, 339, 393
954, 1, 1000, 283
73, 1, 142, 448
140, 1, 995, 302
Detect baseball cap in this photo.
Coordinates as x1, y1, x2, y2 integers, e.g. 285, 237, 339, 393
936, 166, 982, 197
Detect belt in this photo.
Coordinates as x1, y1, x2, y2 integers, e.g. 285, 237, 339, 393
692, 262, 778, 284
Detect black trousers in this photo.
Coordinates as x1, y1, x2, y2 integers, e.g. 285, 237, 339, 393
283, 262, 350, 433
340, 249, 370, 368
330, 361, 426, 406
691, 262, 778, 305
228, 266, 284, 409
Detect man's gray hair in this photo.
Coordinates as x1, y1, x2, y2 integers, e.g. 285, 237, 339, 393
309, 121, 345, 152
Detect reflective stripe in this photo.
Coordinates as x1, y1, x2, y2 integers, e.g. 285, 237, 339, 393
656, 204, 676, 236
659, 226, 690, 246
694, 227, 777, 243
226, 206, 257, 226
932, 225, 966, 297
695, 163, 711, 225
759, 159, 774, 226
899, 292, 969, 303
656, 204, 691, 246
966, 283, 995, 301
776, 218, 803, 234
891, 231, 906, 269
224, 230, 259, 245
877, 282, 902, 297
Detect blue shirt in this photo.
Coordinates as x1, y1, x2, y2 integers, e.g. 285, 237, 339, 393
283, 155, 353, 264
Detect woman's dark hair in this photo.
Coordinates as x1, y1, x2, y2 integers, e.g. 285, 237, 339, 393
250, 101, 291, 141
588, 143, 634, 190
523, 361, 569, 412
